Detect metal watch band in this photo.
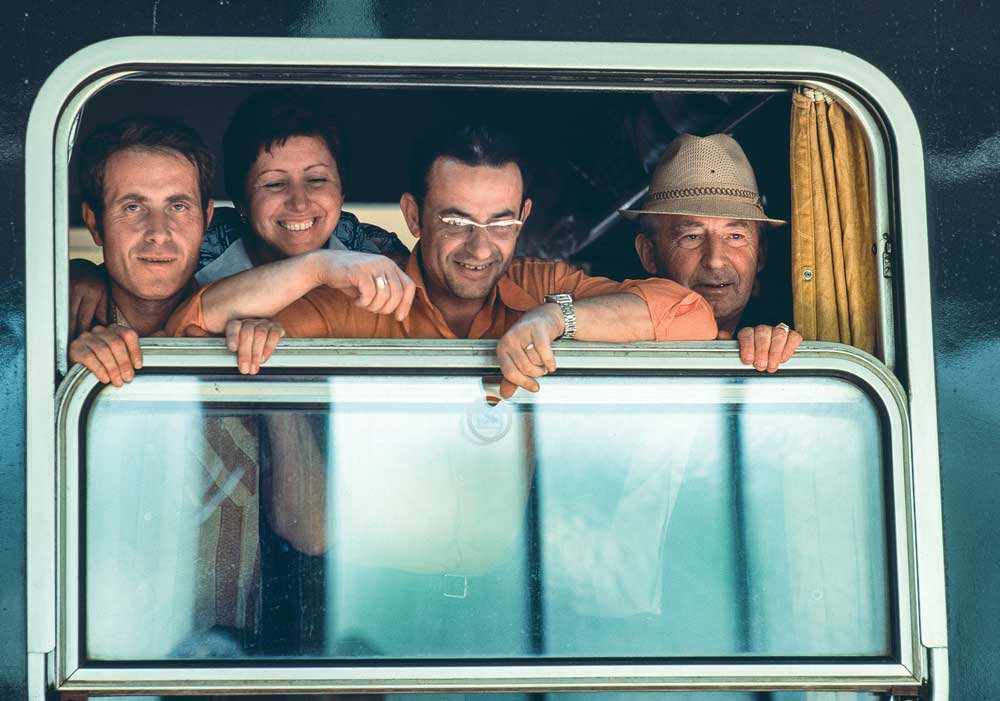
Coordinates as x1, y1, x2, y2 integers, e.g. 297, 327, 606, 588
544, 293, 576, 340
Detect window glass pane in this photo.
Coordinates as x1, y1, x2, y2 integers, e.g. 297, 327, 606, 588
89, 692, 886, 700
83, 373, 891, 662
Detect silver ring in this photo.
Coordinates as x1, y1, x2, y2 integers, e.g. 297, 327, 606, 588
374, 275, 388, 290
775, 322, 791, 333
524, 343, 535, 351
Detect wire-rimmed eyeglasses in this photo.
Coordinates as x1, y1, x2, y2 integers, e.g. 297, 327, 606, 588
436, 214, 524, 241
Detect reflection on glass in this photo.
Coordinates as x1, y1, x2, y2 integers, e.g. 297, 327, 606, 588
84, 374, 890, 662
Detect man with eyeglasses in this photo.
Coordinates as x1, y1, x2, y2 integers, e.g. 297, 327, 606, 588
167, 123, 719, 397
629, 133, 803, 372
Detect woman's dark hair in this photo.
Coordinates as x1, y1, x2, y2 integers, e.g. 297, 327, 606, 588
407, 122, 530, 212
223, 89, 344, 206
77, 115, 215, 221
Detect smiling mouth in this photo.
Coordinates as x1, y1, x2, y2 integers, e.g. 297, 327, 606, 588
456, 261, 491, 272
138, 256, 176, 263
279, 218, 317, 231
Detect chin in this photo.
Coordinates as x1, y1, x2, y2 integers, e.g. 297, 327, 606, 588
452, 278, 500, 301
280, 237, 328, 258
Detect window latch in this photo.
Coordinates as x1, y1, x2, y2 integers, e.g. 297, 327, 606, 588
881, 232, 893, 278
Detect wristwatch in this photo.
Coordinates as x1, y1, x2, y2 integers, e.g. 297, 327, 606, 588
544, 293, 576, 340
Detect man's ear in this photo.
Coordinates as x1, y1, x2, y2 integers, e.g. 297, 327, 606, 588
81, 203, 103, 246
635, 233, 658, 275
755, 225, 767, 273
519, 197, 533, 223
204, 198, 215, 227
400, 193, 422, 238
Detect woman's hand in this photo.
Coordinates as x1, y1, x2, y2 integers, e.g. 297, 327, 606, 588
223, 318, 285, 375
317, 251, 416, 321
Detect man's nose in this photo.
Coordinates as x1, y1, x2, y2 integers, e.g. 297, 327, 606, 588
701, 235, 728, 269
463, 227, 494, 258
143, 210, 173, 241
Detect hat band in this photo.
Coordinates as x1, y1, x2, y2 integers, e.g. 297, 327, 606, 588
647, 186, 762, 207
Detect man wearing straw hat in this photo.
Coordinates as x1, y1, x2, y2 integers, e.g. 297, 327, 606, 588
627, 133, 802, 373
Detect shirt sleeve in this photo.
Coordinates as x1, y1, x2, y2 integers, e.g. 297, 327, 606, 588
165, 284, 211, 337
164, 282, 333, 338
620, 278, 718, 341
530, 260, 718, 342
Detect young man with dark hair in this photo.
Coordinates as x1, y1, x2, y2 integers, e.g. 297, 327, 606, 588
70, 116, 218, 383
167, 123, 719, 397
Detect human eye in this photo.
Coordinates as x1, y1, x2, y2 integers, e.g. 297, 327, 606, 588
123, 203, 143, 213
439, 216, 469, 228
260, 180, 287, 192
676, 232, 703, 249
726, 231, 749, 246
306, 175, 333, 187
486, 219, 521, 238
170, 202, 190, 212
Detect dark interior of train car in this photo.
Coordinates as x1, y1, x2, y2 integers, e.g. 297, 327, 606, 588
70, 83, 794, 326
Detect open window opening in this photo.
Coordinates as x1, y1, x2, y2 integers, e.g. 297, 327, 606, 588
68, 81, 798, 330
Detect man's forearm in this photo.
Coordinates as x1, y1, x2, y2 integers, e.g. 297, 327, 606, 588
569, 293, 656, 342
265, 414, 327, 556
200, 251, 329, 333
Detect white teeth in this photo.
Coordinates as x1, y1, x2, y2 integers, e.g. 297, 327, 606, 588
279, 218, 316, 231
457, 262, 489, 271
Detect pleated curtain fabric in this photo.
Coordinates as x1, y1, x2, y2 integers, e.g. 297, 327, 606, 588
790, 89, 878, 354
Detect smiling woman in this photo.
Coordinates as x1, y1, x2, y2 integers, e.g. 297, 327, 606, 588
195, 88, 409, 285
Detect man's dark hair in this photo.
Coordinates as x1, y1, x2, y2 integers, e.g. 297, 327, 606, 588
223, 89, 344, 206
77, 116, 215, 220
407, 122, 530, 212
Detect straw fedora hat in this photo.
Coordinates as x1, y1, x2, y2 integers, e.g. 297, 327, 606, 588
622, 133, 786, 226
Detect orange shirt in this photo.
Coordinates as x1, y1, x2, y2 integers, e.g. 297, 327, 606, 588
167, 248, 717, 341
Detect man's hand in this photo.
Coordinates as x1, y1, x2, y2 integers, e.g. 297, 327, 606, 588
495, 304, 563, 398
318, 251, 416, 322
224, 319, 285, 375
727, 323, 803, 372
69, 259, 109, 340
68, 324, 142, 387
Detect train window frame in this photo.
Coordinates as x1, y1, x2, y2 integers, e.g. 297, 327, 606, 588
54, 339, 917, 696
24, 37, 947, 698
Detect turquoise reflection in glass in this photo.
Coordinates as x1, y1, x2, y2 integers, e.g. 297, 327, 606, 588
83, 372, 890, 662
533, 376, 890, 657
85, 383, 210, 660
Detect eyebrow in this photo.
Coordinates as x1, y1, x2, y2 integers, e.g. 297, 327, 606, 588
255, 163, 334, 178
439, 207, 518, 221
670, 219, 753, 233
110, 192, 197, 206
111, 193, 150, 205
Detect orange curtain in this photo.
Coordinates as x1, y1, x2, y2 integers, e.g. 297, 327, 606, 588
790, 89, 878, 354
